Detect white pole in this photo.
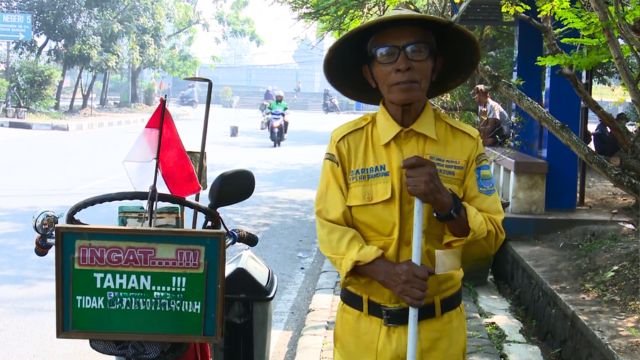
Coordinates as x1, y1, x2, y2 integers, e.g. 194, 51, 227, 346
407, 198, 423, 360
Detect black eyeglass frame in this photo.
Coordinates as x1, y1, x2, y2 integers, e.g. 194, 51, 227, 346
368, 42, 435, 65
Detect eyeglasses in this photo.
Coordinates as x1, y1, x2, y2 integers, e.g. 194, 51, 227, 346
369, 42, 433, 65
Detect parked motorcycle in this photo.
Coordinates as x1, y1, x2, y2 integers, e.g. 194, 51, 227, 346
267, 110, 286, 147
32, 169, 278, 360
322, 97, 340, 114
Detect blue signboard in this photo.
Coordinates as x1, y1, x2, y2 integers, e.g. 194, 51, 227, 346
0, 13, 32, 41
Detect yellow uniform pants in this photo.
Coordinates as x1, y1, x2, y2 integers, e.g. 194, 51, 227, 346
334, 302, 466, 360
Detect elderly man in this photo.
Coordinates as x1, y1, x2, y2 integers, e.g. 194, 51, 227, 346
315, 7, 505, 359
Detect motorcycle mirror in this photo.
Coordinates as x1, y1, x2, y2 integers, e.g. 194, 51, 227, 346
32, 210, 59, 237
208, 169, 255, 210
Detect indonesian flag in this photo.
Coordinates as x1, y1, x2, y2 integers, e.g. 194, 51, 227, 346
123, 98, 201, 197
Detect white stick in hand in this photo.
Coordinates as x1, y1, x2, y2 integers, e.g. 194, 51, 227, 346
407, 198, 423, 360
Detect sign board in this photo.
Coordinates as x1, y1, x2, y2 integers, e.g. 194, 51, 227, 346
0, 13, 33, 41
55, 225, 225, 343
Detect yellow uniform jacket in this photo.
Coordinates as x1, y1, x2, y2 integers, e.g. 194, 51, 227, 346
315, 103, 505, 359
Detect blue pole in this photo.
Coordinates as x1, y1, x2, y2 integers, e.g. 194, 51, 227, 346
542, 59, 581, 210
513, 11, 543, 157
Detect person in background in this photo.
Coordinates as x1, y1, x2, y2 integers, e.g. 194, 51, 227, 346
471, 84, 510, 146
323, 89, 332, 103
316, 7, 505, 359
294, 80, 302, 99
263, 86, 274, 102
592, 113, 625, 157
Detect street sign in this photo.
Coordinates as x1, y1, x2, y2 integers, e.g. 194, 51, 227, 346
0, 13, 32, 41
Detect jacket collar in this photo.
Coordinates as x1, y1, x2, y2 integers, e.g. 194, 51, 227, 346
377, 102, 438, 145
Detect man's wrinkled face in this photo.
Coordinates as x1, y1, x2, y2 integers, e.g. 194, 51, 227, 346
363, 25, 440, 107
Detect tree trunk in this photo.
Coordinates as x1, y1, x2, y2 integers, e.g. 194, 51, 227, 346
80, 72, 98, 109
478, 65, 640, 198
130, 65, 143, 104
68, 66, 84, 113
99, 71, 109, 106
35, 37, 49, 60
54, 62, 68, 111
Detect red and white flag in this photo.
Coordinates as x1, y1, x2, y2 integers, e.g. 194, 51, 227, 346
123, 99, 201, 198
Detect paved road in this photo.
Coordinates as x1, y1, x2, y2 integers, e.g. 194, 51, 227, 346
0, 107, 357, 359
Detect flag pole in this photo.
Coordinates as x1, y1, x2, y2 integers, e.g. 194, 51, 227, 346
184, 77, 213, 229
147, 95, 168, 227
407, 198, 423, 360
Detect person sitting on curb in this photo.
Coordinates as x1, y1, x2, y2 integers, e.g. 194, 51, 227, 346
315, 7, 505, 359
471, 84, 510, 146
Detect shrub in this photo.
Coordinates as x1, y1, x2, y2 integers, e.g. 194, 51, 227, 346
143, 81, 157, 106
220, 86, 234, 108
0, 78, 8, 101
8, 59, 60, 111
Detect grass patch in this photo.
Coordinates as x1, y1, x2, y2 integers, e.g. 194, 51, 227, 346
579, 232, 620, 254
28, 110, 68, 121
463, 282, 478, 303
485, 322, 507, 353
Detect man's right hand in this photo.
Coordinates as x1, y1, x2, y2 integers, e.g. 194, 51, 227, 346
354, 257, 434, 307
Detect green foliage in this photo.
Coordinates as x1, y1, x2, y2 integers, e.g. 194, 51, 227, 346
277, 0, 390, 37
505, 0, 639, 85
162, 48, 200, 79
214, 0, 263, 45
220, 86, 235, 108
485, 322, 507, 352
580, 232, 621, 254
0, 78, 8, 100
8, 59, 60, 110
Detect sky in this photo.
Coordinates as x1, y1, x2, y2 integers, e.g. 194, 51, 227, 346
192, 0, 319, 66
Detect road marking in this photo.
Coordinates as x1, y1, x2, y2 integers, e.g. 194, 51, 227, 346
269, 247, 317, 359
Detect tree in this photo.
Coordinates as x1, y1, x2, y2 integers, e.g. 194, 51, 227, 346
278, 0, 640, 199
492, 0, 640, 198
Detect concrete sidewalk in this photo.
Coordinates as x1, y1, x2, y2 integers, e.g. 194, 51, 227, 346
0, 112, 149, 131
295, 259, 544, 360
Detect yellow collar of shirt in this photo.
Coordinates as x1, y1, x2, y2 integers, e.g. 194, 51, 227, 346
376, 102, 438, 145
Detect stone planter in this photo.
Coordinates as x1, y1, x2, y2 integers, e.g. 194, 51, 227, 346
5, 107, 15, 118
16, 107, 27, 119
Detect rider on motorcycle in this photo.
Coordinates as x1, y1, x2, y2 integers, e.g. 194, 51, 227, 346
267, 90, 289, 137
323, 89, 332, 103
179, 83, 198, 107
322, 88, 340, 113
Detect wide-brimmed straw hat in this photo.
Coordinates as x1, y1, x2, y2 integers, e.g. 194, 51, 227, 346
323, 8, 480, 105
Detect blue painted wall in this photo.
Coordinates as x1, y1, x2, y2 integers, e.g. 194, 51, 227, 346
513, 15, 543, 157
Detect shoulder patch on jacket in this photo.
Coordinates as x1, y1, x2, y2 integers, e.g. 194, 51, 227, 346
324, 152, 339, 167
435, 109, 479, 139
331, 114, 372, 142
474, 153, 496, 195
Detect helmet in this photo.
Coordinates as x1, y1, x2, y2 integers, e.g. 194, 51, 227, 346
275, 90, 284, 98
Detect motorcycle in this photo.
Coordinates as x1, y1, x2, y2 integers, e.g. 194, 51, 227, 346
32, 169, 278, 360
178, 88, 198, 108
322, 97, 340, 114
266, 110, 286, 147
